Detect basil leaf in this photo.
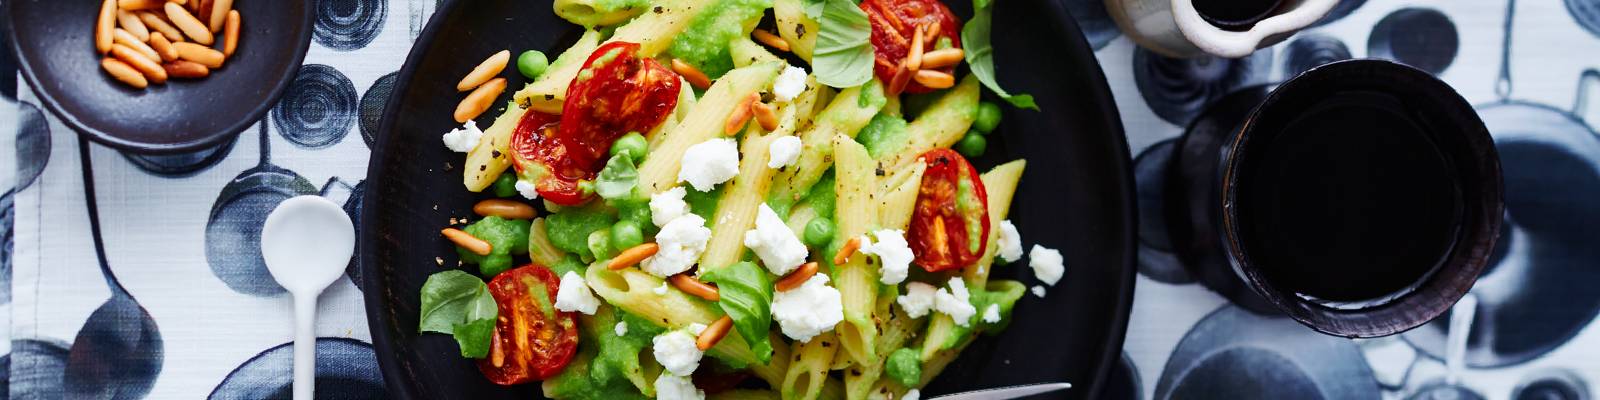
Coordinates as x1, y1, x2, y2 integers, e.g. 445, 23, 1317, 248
699, 261, 775, 363
418, 270, 499, 359
813, 0, 874, 88
596, 153, 639, 200
960, 6, 1038, 110
802, 0, 824, 19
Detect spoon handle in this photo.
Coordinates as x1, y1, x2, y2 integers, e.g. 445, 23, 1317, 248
294, 293, 319, 400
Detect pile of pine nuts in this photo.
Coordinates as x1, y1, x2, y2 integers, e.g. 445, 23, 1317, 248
96, 0, 242, 89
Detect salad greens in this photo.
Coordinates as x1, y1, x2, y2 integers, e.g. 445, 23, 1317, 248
812, 0, 874, 88
596, 154, 640, 200
418, 270, 498, 358
961, 1, 1038, 110
699, 261, 776, 363
456, 216, 532, 277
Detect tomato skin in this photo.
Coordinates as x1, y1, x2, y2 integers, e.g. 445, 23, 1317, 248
908, 149, 990, 272
508, 41, 680, 205
861, 0, 962, 94
477, 264, 580, 385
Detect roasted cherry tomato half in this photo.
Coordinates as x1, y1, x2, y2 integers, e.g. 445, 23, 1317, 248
861, 0, 962, 94
477, 264, 580, 385
509, 41, 680, 205
908, 149, 990, 272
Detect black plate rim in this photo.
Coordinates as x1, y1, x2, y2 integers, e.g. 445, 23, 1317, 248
362, 0, 1138, 397
3, 1, 316, 155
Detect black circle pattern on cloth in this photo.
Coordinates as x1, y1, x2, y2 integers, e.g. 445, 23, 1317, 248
120, 136, 239, 178
1283, 34, 1352, 78
208, 338, 387, 399
272, 64, 359, 149
359, 72, 400, 149
314, 0, 389, 51
1132, 47, 1273, 126
1367, 7, 1459, 75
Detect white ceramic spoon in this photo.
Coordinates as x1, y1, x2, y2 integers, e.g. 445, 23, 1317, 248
261, 195, 356, 400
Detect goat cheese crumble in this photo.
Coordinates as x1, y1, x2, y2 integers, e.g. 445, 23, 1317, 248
859, 229, 914, 285
744, 204, 809, 275
652, 329, 704, 376
553, 271, 600, 315
933, 278, 977, 326
441, 120, 482, 152
1032, 285, 1047, 298
767, 136, 803, 169
514, 180, 539, 200
655, 372, 705, 400
643, 214, 711, 277
615, 321, 629, 337
650, 187, 690, 227
902, 389, 921, 400
997, 220, 1023, 263
896, 282, 939, 318
773, 65, 808, 102
981, 304, 1002, 323
1029, 245, 1064, 285
771, 274, 844, 342
678, 138, 740, 192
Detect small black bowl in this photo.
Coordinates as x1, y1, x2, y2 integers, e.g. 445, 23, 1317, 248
6, 0, 313, 154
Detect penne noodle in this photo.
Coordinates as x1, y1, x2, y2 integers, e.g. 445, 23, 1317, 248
769, 80, 885, 208
964, 160, 1026, 285
831, 134, 880, 367
878, 75, 980, 171
636, 61, 782, 194
780, 332, 838, 400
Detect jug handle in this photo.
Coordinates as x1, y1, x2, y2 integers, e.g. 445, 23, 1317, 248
1574, 69, 1599, 124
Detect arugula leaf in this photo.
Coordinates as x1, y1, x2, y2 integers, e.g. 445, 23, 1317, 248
699, 261, 775, 363
961, 6, 1038, 110
418, 270, 499, 358
812, 0, 875, 88
596, 154, 639, 200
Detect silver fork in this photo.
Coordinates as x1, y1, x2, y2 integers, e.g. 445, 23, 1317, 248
929, 382, 1074, 400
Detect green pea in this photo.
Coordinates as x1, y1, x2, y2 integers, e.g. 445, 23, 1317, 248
610, 131, 648, 161
803, 217, 835, 248
611, 220, 645, 250
491, 172, 518, 198
517, 50, 550, 79
588, 228, 616, 260
973, 101, 1002, 133
956, 132, 987, 157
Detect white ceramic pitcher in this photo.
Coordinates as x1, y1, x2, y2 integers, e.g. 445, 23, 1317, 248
1105, 0, 1338, 58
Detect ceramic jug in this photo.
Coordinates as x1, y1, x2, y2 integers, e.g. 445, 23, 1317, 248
1105, 0, 1338, 58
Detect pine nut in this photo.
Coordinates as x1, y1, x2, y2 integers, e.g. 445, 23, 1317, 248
139, 11, 184, 42
148, 33, 179, 62
906, 24, 924, 72
610, 243, 660, 270
920, 48, 963, 69
752, 101, 778, 131
696, 316, 734, 350
117, 0, 164, 10
170, 0, 188, 5
473, 199, 537, 220
113, 29, 160, 61
455, 77, 507, 123
101, 58, 148, 89
111, 44, 166, 84
458, 50, 511, 92
913, 70, 954, 89
671, 59, 712, 89
724, 92, 758, 134
117, 10, 150, 41
163, 60, 210, 79
208, 0, 232, 33
173, 42, 224, 68
775, 262, 819, 292
97, 0, 117, 53
442, 228, 493, 256
223, 10, 240, 57
752, 29, 790, 52
671, 274, 720, 301
834, 237, 861, 265
926, 21, 941, 46
887, 62, 912, 97
165, 2, 213, 45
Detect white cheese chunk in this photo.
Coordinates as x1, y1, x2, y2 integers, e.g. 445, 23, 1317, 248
1032, 285, 1047, 298
771, 274, 845, 342
615, 321, 629, 337
678, 138, 740, 192
654, 367, 707, 400
554, 271, 600, 315
655, 281, 671, 295
744, 204, 809, 275
441, 120, 482, 152
933, 278, 977, 327
997, 220, 1023, 263
773, 65, 808, 102
514, 180, 539, 200
902, 389, 921, 400
643, 214, 712, 277
767, 136, 803, 169
650, 187, 690, 227
981, 304, 1002, 323
652, 330, 704, 376
860, 229, 914, 285
896, 282, 939, 318
1029, 245, 1064, 285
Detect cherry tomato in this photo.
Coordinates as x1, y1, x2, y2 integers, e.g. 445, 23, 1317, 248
509, 41, 680, 205
860, 0, 962, 95
908, 149, 990, 272
477, 264, 580, 385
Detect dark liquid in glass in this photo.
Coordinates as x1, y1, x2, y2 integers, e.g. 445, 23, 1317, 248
1194, 0, 1284, 29
1235, 91, 1464, 302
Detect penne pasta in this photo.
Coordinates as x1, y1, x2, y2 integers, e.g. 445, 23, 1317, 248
769, 80, 886, 207
878, 75, 981, 171
876, 162, 927, 232
461, 103, 526, 191
772, 0, 818, 61
831, 135, 881, 367
512, 29, 603, 114
965, 160, 1026, 285
730, 38, 784, 68
527, 218, 568, 267
553, 0, 647, 27
780, 332, 839, 400
516, 0, 716, 113
637, 61, 783, 194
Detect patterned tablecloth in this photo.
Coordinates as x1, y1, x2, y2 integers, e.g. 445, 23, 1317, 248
3, 0, 1599, 398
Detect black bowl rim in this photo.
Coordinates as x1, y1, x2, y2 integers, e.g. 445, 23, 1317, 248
362, 0, 1138, 397
4, 1, 316, 155
1219, 58, 1503, 337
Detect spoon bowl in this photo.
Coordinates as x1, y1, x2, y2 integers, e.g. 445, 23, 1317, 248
261, 195, 356, 400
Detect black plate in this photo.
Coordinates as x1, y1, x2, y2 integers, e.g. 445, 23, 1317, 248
6, 0, 313, 154
361, 0, 1137, 398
